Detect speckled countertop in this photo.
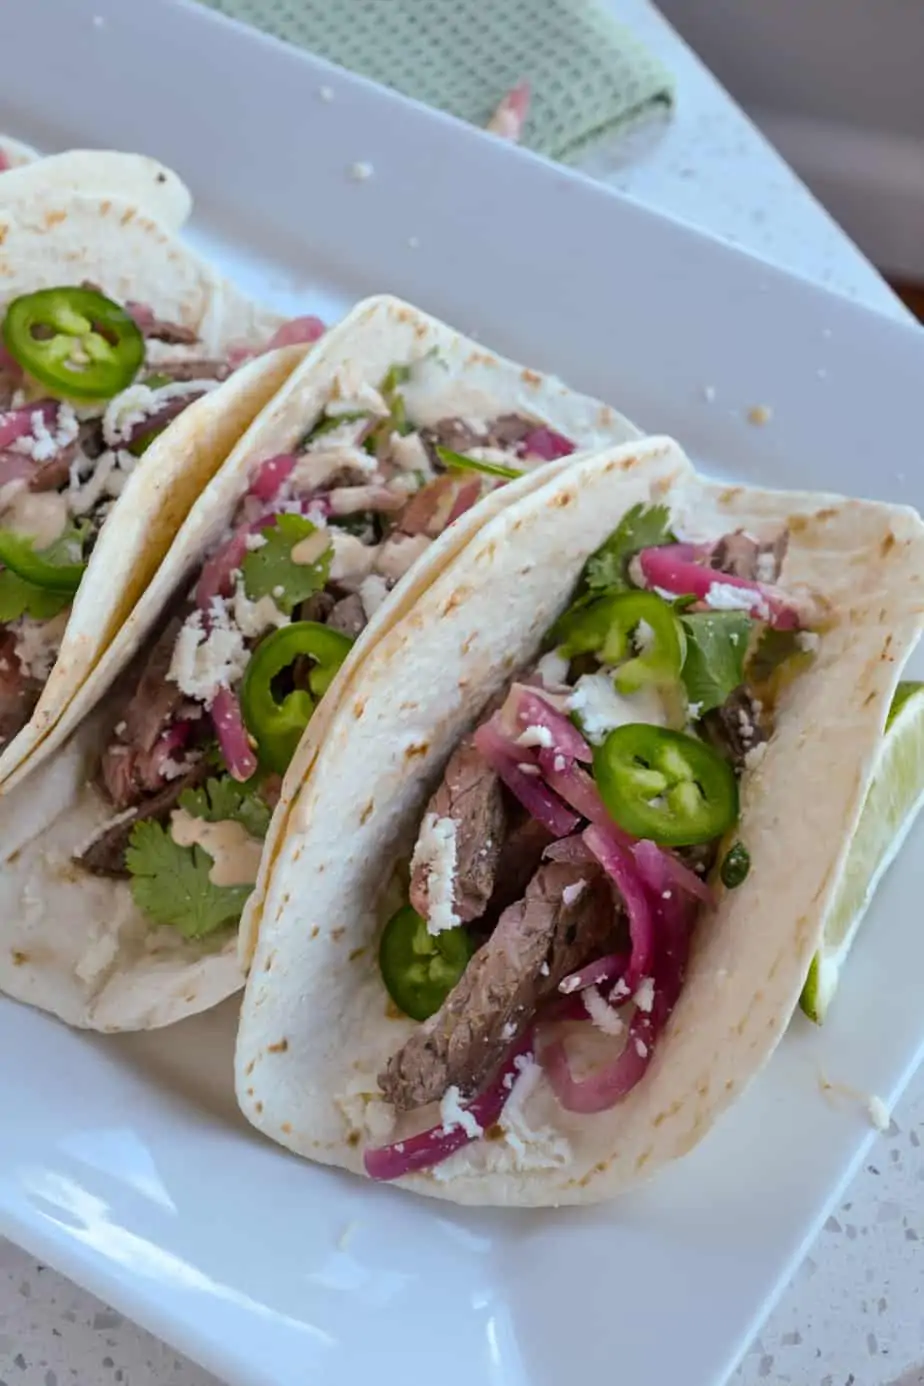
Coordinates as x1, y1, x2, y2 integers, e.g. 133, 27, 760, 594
2, 3, 921, 1385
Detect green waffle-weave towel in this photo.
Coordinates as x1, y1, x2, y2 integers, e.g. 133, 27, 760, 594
199, 0, 674, 163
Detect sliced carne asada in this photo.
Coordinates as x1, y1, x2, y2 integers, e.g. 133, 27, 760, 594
480, 811, 553, 927
380, 860, 615, 1110
77, 763, 207, 877
0, 632, 40, 746
710, 527, 789, 584
419, 418, 481, 458
149, 359, 233, 383
702, 686, 768, 772
28, 441, 79, 493
327, 592, 367, 637
409, 735, 507, 926
482, 414, 535, 451
296, 590, 336, 624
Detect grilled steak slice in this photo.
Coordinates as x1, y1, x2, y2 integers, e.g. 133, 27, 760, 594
380, 860, 615, 1110
702, 686, 767, 773
121, 616, 186, 754
420, 418, 481, 458
297, 591, 336, 624
77, 764, 207, 877
327, 593, 367, 637
710, 528, 789, 584
0, 632, 40, 747
29, 441, 78, 493
482, 811, 553, 925
151, 359, 232, 383
482, 414, 533, 451
409, 736, 507, 926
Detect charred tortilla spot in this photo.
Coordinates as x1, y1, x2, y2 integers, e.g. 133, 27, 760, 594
735, 1014, 748, 1036
7, 850, 20, 864
310, 925, 320, 939
521, 368, 541, 385
263, 952, 275, 973
461, 636, 475, 656
281, 1122, 292, 1134
347, 1131, 361, 1146
246, 1086, 254, 1097
881, 532, 896, 556
718, 487, 743, 502
244, 1059, 255, 1076
863, 690, 877, 707
267, 1038, 289, 1054
697, 1078, 709, 1097
551, 492, 574, 507
359, 799, 375, 824
816, 507, 838, 522
385, 998, 404, 1019
485, 1123, 504, 1141
331, 926, 345, 941
635, 1149, 652, 1172
11, 950, 28, 966
255, 1101, 263, 1114
725, 1078, 735, 1093
348, 946, 366, 962
400, 699, 419, 711
44, 208, 67, 228
353, 699, 366, 718
442, 587, 471, 615
404, 742, 428, 760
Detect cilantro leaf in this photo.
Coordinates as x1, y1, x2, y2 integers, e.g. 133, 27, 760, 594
583, 504, 676, 594
126, 819, 250, 940
0, 569, 71, 621
241, 513, 331, 615
680, 611, 753, 715
179, 774, 271, 841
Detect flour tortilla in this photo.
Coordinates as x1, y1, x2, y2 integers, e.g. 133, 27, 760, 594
0, 135, 39, 170
0, 150, 192, 231
235, 437, 924, 1206
0, 191, 296, 788
0, 293, 637, 1032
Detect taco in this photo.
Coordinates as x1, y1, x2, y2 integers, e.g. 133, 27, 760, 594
0, 294, 637, 1031
0, 191, 327, 788
234, 436, 924, 1206
0, 147, 193, 232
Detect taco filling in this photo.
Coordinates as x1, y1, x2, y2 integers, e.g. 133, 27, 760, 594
362, 502, 822, 1180
0, 283, 323, 747
73, 360, 577, 941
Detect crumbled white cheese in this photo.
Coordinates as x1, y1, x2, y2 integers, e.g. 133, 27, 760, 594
610, 977, 630, 1001
167, 602, 248, 705
561, 879, 587, 906
705, 582, 769, 618
11, 402, 79, 463
327, 369, 388, 418
411, 813, 459, 935
744, 741, 768, 771
101, 378, 211, 448
440, 1085, 482, 1140
755, 551, 777, 583
583, 984, 624, 1036
359, 574, 390, 619
534, 648, 570, 690
12, 611, 68, 682
635, 1037, 649, 1058
231, 581, 288, 639
797, 630, 820, 653
67, 448, 120, 516
375, 532, 431, 582
515, 723, 553, 750
517, 762, 540, 776
568, 673, 666, 745
390, 431, 433, 477
496, 1058, 572, 1171
686, 700, 702, 721
633, 977, 655, 1013
329, 530, 376, 587
244, 532, 267, 551
867, 1095, 891, 1133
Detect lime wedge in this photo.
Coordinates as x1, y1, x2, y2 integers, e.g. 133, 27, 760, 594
800, 680, 924, 1024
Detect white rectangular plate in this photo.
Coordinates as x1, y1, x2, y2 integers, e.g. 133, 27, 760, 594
3, 3, 924, 1384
